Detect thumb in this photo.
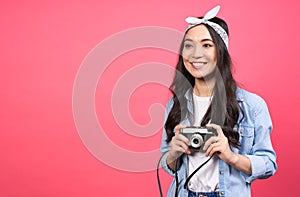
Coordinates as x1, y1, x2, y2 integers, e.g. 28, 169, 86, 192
174, 124, 187, 134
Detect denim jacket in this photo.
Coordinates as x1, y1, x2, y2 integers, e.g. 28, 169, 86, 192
160, 87, 277, 197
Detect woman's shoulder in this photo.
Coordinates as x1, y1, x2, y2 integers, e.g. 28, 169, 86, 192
236, 87, 272, 129
236, 87, 268, 109
165, 96, 175, 112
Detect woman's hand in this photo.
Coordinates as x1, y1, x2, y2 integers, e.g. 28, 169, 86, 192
203, 124, 252, 174
203, 123, 236, 164
203, 123, 252, 174
167, 125, 191, 165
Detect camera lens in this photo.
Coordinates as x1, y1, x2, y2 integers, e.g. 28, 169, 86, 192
190, 133, 203, 148
192, 138, 199, 144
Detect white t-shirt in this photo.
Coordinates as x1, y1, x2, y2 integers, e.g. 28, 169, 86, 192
187, 93, 219, 192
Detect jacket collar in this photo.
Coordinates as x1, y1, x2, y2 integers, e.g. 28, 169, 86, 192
236, 87, 245, 102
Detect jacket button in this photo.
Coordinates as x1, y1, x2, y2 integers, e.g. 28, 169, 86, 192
240, 130, 244, 134
219, 171, 224, 175
221, 191, 225, 195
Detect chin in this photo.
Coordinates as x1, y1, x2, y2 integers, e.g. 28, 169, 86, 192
191, 71, 206, 79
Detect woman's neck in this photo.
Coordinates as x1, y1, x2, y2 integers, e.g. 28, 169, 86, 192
193, 77, 215, 97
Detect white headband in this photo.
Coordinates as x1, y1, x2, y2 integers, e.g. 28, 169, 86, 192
185, 5, 229, 48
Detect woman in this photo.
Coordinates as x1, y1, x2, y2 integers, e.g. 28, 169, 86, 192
160, 6, 277, 197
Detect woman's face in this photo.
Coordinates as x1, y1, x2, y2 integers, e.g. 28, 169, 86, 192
182, 25, 217, 79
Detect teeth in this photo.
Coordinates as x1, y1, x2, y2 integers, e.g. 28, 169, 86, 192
192, 62, 206, 67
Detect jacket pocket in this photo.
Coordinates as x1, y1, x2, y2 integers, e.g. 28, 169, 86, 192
238, 126, 254, 154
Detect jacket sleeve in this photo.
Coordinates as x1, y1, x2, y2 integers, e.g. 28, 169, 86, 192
240, 96, 277, 183
159, 98, 178, 176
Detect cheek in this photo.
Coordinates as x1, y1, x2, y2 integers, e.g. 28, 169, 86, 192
213, 53, 217, 62
211, 49, 217, 62
182, 56, 191, 68
205, 50, 217, 65
183, 60, 190, 71
182, 49, 192, 60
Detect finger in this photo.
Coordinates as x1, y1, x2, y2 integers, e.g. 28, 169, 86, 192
172, 140, 191, 155
202, 136, 219, 150
206, 142, 220, 157
174, 124, 187, 134
174, 140, 190, 152
205, 142, 216, 156
206, 123, 224, 137
173, 146, 187, 154
175, 133, 190, 146
172, 134, 191, 152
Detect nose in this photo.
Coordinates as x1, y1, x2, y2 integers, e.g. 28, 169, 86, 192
192, 45, 204, 59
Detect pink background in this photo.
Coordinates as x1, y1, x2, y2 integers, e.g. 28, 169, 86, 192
1, 0, 299, 196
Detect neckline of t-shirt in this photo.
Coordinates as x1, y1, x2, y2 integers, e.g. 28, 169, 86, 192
193, 93, 213, 101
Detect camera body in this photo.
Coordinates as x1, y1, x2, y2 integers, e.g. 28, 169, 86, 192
180, 127, 216, 150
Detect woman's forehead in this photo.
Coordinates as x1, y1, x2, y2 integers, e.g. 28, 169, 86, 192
185, 24, 212, 41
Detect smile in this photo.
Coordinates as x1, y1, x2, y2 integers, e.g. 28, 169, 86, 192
191, 62, 207, 67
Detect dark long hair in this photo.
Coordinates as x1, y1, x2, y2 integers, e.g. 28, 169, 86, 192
164, 17, 242, 148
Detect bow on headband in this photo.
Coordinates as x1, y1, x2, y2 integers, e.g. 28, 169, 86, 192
185, 5, 229, 48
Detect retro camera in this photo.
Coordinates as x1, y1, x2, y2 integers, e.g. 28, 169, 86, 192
180, 127, 216, 150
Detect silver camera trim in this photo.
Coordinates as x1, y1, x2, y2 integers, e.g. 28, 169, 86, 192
180, 127, 215, 150
190, 133, 203, 148
180, 127, 212, 134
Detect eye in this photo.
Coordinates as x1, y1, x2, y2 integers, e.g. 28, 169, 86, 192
184, 43, 193, 49
203, 43, 213, 48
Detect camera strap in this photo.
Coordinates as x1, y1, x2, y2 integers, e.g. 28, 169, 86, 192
184, 155, 214, 189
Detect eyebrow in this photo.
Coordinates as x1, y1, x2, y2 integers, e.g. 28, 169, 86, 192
184, 38, 214, 43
